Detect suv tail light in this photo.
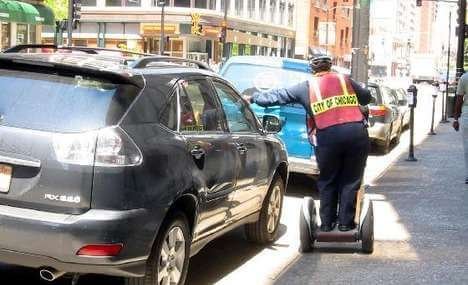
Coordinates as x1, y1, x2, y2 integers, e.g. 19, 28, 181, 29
77, 244, 123, 257
53, 127, 142, 167
369, 105, 388, 117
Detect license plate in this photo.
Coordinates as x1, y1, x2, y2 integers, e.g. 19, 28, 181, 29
0, 164, 12, 193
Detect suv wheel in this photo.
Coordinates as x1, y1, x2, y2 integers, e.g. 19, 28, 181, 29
245, 176, 284, 244
125, 213, 190, 285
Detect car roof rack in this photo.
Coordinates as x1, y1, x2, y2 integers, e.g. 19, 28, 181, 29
3, 44, 213, 71
131, 56, 213, 71
3, 44, 152, 57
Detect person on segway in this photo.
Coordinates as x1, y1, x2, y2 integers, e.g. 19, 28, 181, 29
243, 55, 371, 232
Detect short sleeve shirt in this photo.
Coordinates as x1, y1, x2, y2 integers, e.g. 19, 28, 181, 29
456, 73, 468, 106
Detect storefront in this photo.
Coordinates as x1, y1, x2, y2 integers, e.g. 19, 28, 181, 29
0, 0, 54, 50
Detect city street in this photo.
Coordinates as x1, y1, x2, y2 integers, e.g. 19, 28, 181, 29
0, 83, 463, 285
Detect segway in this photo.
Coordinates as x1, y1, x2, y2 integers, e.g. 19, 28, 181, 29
299, 184, 374, 254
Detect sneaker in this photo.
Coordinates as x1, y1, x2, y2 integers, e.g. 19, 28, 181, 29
338, 223, 356, 232
320, 223, 336, 232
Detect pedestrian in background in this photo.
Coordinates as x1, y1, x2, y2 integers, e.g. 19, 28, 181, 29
243, 56, 371, 232
453, 71, 468, 184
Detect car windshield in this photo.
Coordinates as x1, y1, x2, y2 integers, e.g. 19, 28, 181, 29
0, 69, 140, 133
221, 63, 311, 95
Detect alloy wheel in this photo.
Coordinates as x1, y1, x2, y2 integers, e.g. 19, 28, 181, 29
267, 185, 282, 233
158, 226, 186, 285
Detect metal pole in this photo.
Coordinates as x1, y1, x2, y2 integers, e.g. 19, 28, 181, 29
407, 107, 417, 161
325, 8, 329, 54
456, 0, 466, 80
222, 0, 228, 58
160, 2, 165, 55
406, 85, 418, 162
67, 0, 73, 47
441, 10, 451, 123
429, 94, 437, 135
350, 0, 370, 85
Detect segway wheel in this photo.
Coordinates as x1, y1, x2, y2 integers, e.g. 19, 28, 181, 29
299, 209, 313, 252
361, 200, 374, 254
299, 197, 316, 253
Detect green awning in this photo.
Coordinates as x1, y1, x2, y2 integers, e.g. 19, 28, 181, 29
33, 4, 55, 26
0, 0, 41, 24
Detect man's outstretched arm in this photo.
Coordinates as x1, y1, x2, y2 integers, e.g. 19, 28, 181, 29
245, 81, 309, 107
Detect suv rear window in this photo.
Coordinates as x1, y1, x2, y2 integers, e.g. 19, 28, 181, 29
0, 69, 140, 133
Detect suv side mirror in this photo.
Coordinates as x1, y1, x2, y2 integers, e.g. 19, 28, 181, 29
262, 115, 282, 133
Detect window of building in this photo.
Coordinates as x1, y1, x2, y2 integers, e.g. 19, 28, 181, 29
195, 0, 207, 8
333, 2, 337, 19
106, 0, 141, 6
279, 2, 285, 25
29, 25, 36, 44
248, 0, 255, 18
340, 29, 344, 47
235, 0, 243, 16
174, 0, 190, 7
16, 24, 28, 45
288, 4, 294, 26
313, 17, 319, 38
345, 27, 349, 44
260, 0, 266, 20
82, 0, 97, 6
270, 0, 276, 23
208, 0, 216, 9
1, 23, 10, 51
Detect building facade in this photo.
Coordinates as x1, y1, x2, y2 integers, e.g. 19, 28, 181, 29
369, 0, 417, 77
0, 0, 54, 51
308, 0, 353, 66
43, 0, 296, 63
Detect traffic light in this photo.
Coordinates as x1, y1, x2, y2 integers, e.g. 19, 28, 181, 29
72, 0, 81, 29
416, 0, 422, 7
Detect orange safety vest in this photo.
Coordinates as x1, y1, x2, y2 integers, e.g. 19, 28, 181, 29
307, 72, 364, 131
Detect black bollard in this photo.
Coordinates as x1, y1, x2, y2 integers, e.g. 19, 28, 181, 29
406, 85, 418, 162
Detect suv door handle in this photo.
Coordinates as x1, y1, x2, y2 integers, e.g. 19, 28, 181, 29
235, 143, 248, 155
191, 146, 205, 160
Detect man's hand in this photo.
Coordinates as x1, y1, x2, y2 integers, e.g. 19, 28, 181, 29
453, 120, 460, 132
242, 95, 252, 104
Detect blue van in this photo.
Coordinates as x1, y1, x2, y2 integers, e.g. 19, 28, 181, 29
220, 56, 319, 175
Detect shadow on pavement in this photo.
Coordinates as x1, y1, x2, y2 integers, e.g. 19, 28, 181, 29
273, 125, 468, 284
186, 224, 288, 285
285, 174, 319, 199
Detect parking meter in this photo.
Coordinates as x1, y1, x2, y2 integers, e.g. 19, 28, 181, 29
407, 85, 418, 108
406, 85, 418, 161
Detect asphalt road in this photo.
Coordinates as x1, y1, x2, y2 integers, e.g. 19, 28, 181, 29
0, 84, 446, 285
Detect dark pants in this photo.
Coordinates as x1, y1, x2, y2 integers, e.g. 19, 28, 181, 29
315, 122, 369, 227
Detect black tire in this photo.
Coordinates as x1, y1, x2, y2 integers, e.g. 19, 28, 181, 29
124, 213, 191, 285
299, 206, 313, 253
245, 176, 285, 244
361, 201, 374, 254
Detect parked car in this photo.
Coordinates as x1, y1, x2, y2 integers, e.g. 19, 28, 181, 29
394, 88, 411, 128
220, 56, 319, 175
0, 50, 289, 285
367, 83, 403, 153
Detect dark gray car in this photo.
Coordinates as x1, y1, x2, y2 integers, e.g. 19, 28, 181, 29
0, 52, 288, 285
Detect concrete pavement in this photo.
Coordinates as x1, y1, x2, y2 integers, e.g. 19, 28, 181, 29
276, 123, 468, 284
0, 84, 459, 285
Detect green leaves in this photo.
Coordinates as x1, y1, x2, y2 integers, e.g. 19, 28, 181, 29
45, 0, 68, 20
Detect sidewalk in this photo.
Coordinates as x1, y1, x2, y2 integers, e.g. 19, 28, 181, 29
276, 123, 468, 284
